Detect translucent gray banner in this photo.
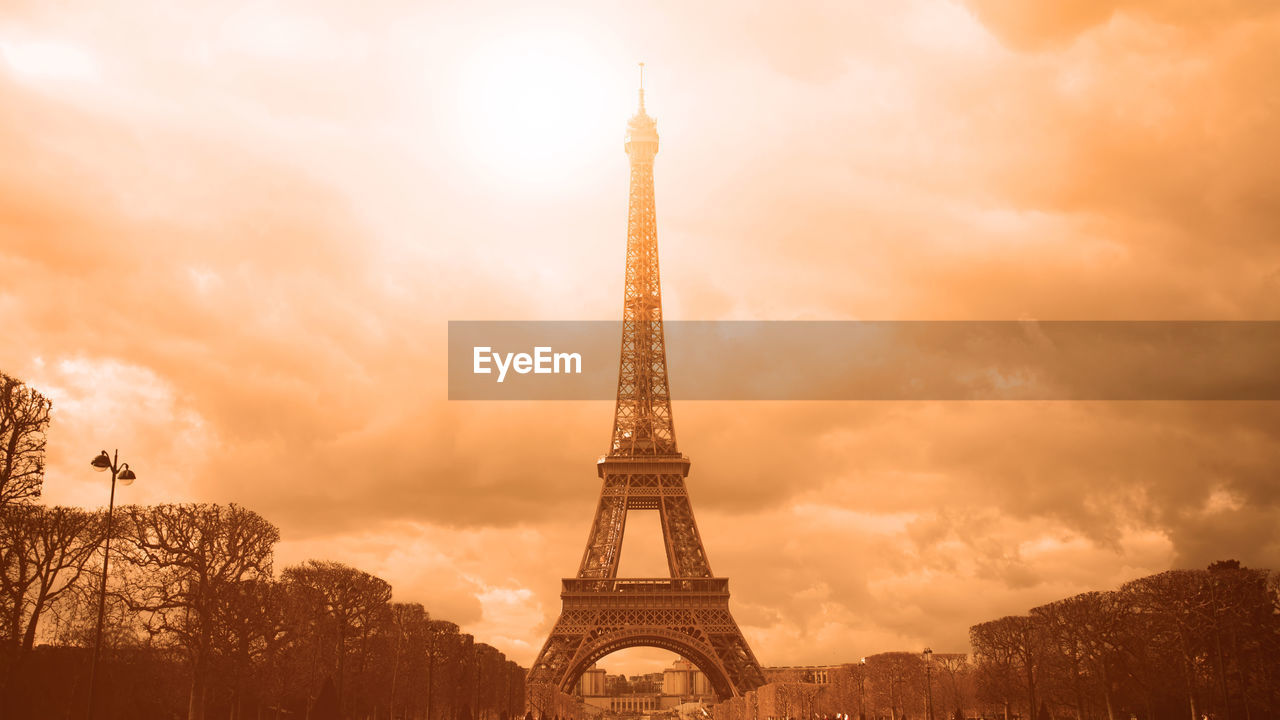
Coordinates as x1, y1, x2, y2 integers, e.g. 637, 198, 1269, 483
447, 321, 1280, 400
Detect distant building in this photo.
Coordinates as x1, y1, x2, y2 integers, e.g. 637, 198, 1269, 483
575, 657, 716, 713
631, 671, 664, 694
663, 659, 713, 697
578, 665, 607, 696
606, 673, 631, 697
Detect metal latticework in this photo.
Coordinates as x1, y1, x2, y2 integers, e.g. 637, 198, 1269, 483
611, 93, 675, 458
528, 75, 766, 702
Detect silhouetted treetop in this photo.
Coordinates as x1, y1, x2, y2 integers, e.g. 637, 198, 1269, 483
0, 372, 51, 507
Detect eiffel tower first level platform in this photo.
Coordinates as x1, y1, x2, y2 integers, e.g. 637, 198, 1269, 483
529, 457, 766, 699
532, 576, 764, 701
527, 69, 766, 701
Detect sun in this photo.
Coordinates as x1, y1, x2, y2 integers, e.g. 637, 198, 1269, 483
0, 39, 99, 83
452, 29, 622, 185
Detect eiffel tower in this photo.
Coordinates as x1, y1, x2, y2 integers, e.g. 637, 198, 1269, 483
527, 66, 766, 701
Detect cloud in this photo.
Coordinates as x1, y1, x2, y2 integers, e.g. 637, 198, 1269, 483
960, 0, 1276, 50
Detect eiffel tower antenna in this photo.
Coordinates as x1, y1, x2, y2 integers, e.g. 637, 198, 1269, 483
528, 70, 766, 704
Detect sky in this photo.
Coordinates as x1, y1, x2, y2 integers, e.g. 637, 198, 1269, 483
2, 0, 1279, 676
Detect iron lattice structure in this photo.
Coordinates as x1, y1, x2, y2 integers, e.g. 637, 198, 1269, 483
527, 75, 766, 701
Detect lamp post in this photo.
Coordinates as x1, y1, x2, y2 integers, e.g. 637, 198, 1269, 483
923, 648, 934, 720
85, 449, 136, 719
859, 658, 866, 720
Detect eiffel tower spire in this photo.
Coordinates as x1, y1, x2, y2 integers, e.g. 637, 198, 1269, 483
638, 61, 646, 113
527, 72, 766, 703
611, 61, 675, 457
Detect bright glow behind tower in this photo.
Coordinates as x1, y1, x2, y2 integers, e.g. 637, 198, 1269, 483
453, 29, 617, 185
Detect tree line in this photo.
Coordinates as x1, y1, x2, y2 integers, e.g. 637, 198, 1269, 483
714, 560, 1280, 720
0, 371, 526, 720
970, 560, 1280, 720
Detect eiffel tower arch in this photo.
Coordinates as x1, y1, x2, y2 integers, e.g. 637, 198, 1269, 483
527, 67, 766, 702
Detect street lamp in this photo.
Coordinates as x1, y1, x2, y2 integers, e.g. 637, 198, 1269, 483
858, 658, 866, 720
923, 648, 934, 720
85, 450, 136, 719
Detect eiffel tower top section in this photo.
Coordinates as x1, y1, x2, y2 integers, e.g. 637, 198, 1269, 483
625, 63, 658, 162
609, 63, 678, 458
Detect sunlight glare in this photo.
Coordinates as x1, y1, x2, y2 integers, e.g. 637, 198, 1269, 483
0, 40, 98, 81
454, 30, 617, 185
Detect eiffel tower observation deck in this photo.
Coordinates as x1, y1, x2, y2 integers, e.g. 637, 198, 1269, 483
527, 66, 766, 702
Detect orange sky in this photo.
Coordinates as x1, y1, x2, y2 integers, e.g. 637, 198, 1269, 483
2, 0, 1279, 675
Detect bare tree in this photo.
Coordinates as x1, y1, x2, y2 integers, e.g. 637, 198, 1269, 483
119, 503, 279, 720
932, 654, 972, 720
1034, 591, 1129, 720
250, 575, 329, 717
385, 601, 428, 719
0, 504, 102, 709
0, 372, 51, 507
1032, 596, 1091, 720
0, 506, 102, 649
972, 617, 1044, 720
965, 560, 1280, 720
281, 560, 392, 715
865, 652, 925, 720
1123, 570, 1210, 720
213, 576, 297, 720
427, 618, 463, 720
0, 492, 533, 720
1203, 560, 1272, 720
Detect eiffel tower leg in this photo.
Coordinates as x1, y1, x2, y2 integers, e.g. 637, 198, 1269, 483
527, 611, 585, 690
658, 491, 711, 578
577, 492, 627, 579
